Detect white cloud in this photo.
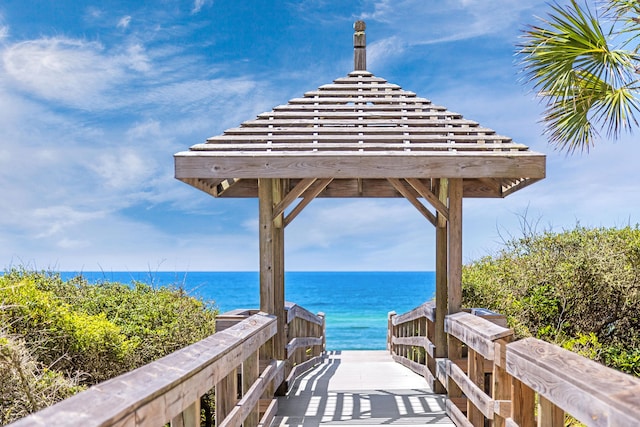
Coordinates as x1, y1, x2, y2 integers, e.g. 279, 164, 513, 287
366, 36, 405, 70
192, 0, 211, 14
363, 0, 548, 44
0, 25, 8, 40
117, 15, 132, 29
2, 38, 125, 108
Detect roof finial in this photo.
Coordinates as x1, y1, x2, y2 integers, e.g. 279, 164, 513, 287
353, 20, 366, 71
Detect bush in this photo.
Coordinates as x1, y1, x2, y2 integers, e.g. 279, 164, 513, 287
462, 225, 640, 375
0, 269, 218, 424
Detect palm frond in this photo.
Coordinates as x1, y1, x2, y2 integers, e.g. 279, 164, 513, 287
518, 0, 640, 153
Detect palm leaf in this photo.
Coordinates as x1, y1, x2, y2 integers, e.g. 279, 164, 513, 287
519, 0, 639, 152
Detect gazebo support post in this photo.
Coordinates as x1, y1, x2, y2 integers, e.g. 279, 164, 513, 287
434, 178, 448, 394
258, 178, 287, 394
446, 178, 464, 400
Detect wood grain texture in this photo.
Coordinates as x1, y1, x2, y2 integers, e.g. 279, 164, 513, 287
447, 359, 494, 419
175, 69, 546, 200
445, 311, 514, 360
507, 337, 640, 427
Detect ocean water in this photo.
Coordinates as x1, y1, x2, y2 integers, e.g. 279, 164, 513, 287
59, 271, 435, 350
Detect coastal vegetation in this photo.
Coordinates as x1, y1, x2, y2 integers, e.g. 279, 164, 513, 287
0, 269, 217, 425
462, 224, 640, 376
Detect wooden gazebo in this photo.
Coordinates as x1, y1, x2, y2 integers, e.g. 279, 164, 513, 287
174, 21, 545, 365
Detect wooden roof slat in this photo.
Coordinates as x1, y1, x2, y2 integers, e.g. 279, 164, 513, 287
318, 83, 402, 90
202, 135, 513, 144
256, 111, 462, 119
302, 90, 417, 98
238, 118, 479, 127
287, 97, 432, 104
223, 127, 494, 136
175, 68, 545, 199
272, 104, 446, 112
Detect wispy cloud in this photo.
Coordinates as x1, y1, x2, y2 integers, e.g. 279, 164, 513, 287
117, 15, 131, 29
363, 0, 547, 44
192, 0, 212, 14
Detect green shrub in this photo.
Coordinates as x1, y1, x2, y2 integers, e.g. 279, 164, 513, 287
0, 332, 84, 425
462, 225, 640, 375
0, 269, 218, 424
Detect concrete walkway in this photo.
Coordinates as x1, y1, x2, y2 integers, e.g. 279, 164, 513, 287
272, 351, 454, 426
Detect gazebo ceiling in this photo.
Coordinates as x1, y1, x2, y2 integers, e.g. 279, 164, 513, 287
175, 32, 545, 200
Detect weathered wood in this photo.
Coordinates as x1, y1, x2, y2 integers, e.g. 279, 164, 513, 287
446, 398, 474, 427
493, 338, 513, 427
447, 178, 463, 316
538, 396, 564, 427
392, 301, 435, 324
285, 302, 324, 326
9, 313, 276, 427
175, 151, 546, 180
242, 350, 260, 427
434, 179, 448, 396
353, 20, 366, 70
257, 399, 278, 427
445, 312, 513, 360
179, 176, 532, 199
511, 378, 535, 427
467, 348, 486, 425
286, 337, 324, 358
387, 178, 437, 225
272, 178, 316, 218
215, 369, 237, 424
218, 360, 285, 427
202, 134, 517, 144
259, 178, 275, 317
446, 359, 494, 419
283, 178, 333, 226
170, 400, 200, 427
507, 337, 640, 427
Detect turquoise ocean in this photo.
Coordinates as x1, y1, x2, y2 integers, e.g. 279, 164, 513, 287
59, 271, 435, 350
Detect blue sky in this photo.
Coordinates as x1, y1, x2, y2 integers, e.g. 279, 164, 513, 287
1, 0, 639, 272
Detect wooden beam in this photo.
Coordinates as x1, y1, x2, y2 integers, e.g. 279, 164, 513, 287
283, 178, 333, 227
387, 178, 436, 226
405, 178, 449, 220
175, 151, 547, 180
272, 179, 286, 367
448, 178, 463, 315
273, 178, 316, 219
434, 179, 448, 394
258, 178, 275, 316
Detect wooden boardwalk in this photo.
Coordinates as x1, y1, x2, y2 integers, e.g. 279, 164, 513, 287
273, 351, 454, 426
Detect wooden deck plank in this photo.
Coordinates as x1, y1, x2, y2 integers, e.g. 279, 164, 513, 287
272, 350, 454, 426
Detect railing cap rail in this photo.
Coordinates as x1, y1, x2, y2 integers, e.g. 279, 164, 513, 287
507, 337, 640, 426
392, 300, 436, 325
9, 312, 277, 427
445, 311, 513, 360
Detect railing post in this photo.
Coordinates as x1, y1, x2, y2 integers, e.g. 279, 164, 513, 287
493, 338, 512, 427
243, 350, 260, 427
318, 312, 326, 354
215, 368, 238, 423
387, 311, 396, 353
511, 378, 536, 427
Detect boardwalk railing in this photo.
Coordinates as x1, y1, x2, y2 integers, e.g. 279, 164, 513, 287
389, 303, 640, 427
10, 302, 325, 427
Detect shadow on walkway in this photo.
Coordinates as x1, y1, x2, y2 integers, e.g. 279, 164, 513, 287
273, 351, 454, 426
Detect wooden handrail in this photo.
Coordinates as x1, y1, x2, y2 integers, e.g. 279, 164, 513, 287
506, 337, 640, 427
284, 302, 325, 387
389, 305, 640, 427
9, 312, 278, 427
